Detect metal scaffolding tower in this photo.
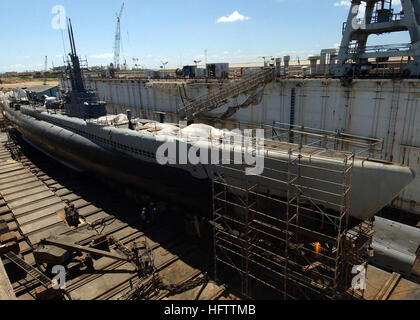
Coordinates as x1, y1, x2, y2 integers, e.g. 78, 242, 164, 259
212, 124, 375, 300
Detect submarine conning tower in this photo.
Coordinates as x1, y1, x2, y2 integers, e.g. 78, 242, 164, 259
63, 18, 107, 120
332, 0, 420, 76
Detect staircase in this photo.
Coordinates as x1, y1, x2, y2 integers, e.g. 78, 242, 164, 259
178, 68, 275, 121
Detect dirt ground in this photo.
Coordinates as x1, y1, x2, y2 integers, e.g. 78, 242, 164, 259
0, 79, 59, 91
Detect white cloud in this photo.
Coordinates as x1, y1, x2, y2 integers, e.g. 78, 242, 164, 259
334, 1, 351, 7
216, 11, 250, 24
90, 53, 114, 59
9, 64, 26, 69
334, 0, 401, 9
334, 0, 366, 18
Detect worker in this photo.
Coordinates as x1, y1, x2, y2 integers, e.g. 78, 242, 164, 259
140, 207, 147, 223
149, 203, 158, 224
84, 253, 94, 270
65, 204, 79, 227
325, 243, 334, 256
145, 205, 151, 224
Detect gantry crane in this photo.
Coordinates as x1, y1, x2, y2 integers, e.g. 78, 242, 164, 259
332, 0, 420, 76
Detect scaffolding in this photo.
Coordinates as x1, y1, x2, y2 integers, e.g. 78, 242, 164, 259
212, 125, 374, 300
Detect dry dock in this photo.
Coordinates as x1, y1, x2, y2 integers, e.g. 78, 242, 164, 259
0, 113, 419, 300
0, 116, 229, 300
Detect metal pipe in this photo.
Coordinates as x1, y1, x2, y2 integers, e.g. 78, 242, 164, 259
40, 238, 131, 262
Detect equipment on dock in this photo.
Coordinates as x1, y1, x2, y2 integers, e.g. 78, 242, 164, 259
64, 204, 81, 227
206, 63, 229, 79
40, 236, 131, 263
38, 235, 158, 277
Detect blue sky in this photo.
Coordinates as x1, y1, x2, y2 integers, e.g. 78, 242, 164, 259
0, 0, 409, 72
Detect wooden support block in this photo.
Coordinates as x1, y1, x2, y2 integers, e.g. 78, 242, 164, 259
302, 261, 322, 272
374, 272, 401, 300
0, 241, 20, 255
0, 221, 9, 235
35, 285, 63, 301
0, 231, 18, 244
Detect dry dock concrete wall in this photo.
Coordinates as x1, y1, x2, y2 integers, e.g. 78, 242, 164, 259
82, 77, 420, 216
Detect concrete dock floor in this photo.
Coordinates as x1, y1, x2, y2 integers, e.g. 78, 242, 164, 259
0, 256, 16, 300
364, 265, 420, 300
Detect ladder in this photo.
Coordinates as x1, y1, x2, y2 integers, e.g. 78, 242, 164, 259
178, 68, 275, 121
2, 252, 52, 288
384, 80, 401, 161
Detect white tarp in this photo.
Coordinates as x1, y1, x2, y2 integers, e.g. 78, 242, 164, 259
96, 114, 128, 125
180, 123, 239, 140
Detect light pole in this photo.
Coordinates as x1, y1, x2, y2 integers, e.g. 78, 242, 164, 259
258, 56, 273, 68
161, 60, 168, 78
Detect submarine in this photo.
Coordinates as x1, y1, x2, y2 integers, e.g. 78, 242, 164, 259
1, 20, 415, 228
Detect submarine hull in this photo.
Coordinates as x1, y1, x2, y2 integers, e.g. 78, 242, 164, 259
5, 109, 212, 216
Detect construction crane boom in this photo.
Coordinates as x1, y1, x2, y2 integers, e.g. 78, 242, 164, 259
114, 2, 125, 70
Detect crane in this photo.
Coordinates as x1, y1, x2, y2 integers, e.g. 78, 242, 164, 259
114, 2, 125, 70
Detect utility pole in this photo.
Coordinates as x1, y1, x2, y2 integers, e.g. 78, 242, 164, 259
43, 56, 48, 85
161, 60, 168, 78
